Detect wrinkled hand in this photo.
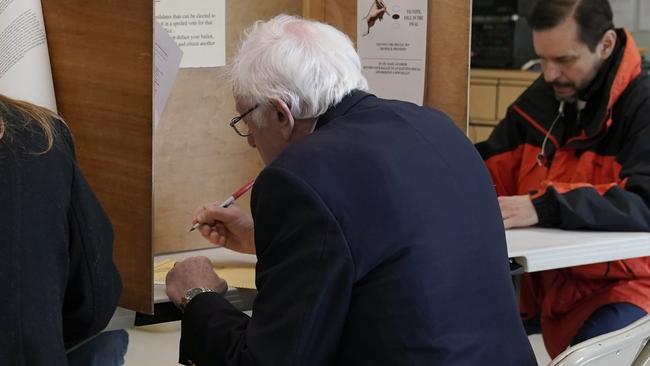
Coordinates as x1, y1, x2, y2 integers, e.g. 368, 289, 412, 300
165, 256, 228, 307
498, 195, 539, 229
192, 204, 255, 254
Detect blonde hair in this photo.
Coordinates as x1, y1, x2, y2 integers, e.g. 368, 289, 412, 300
0, 94, 61, 152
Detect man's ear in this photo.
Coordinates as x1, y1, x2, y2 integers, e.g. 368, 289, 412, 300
270, 98, 295, 140
599, 29, 617, 60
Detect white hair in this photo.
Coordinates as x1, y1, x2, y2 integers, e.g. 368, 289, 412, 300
230, 14, 368, 125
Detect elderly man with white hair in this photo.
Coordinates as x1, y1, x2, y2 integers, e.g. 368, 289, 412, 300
166, 14, 536, 366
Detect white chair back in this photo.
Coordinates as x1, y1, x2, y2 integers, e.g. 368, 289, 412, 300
632, 339, 650, 366
549, 315, 650, 366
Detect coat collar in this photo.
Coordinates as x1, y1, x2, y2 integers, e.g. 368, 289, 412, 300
314, 90, 374, 130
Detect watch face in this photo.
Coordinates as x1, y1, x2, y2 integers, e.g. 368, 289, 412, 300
181, 288, 209, 310
186, 288, 206, 298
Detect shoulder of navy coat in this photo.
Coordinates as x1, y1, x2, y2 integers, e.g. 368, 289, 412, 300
180, 91, 536, 366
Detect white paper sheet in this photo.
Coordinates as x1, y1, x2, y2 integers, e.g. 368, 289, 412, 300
155, 0, 225, 68
0, 0, 56, 111
610, 0, 636, 30
154, 21, 183, 128
357, 0, 428, 105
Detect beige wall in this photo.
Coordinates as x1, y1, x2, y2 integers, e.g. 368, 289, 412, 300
153, 0, 303, 254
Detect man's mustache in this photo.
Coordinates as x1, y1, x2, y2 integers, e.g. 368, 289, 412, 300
552, 81, 574, 88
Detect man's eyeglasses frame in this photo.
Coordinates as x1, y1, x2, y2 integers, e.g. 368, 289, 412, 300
229, 105, 258, 137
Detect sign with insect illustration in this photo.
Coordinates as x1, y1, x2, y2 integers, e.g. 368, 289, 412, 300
357, 0, 428, 105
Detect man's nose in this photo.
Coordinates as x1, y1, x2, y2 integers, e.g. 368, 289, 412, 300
543, 63, 561, 83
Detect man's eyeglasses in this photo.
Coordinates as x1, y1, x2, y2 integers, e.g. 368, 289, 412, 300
229, 105, 258, 137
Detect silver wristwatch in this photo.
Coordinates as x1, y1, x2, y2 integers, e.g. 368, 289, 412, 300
180, 287, 213, 311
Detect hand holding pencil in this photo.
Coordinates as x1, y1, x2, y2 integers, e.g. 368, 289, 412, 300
189, 180, 254, 232
190, 180, 256, 254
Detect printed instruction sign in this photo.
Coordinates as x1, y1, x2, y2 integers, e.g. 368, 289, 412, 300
357, 0, 428, 105
155, 0, 225, 68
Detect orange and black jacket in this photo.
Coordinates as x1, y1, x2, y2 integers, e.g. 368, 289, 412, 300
476, 29, 650, 357
477, 29, 650, 231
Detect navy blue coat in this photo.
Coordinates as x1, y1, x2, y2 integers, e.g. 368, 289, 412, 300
180, 91, 536, 365
0, 109, 121, 365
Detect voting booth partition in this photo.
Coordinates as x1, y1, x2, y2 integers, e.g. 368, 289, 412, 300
41, 0, 470, 314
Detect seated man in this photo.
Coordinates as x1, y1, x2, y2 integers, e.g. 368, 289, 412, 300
166, 14, 536, 366
476, 0, 650, 358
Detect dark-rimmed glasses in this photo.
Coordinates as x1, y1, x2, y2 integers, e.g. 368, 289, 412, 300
229, 105, 258, 137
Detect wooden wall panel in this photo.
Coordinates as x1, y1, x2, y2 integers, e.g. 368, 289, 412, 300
42, 1, 153, 313
425, 0, 470, 131
153, 0, 302, 254
303, 0, 325, 20
304, 0, 470, 131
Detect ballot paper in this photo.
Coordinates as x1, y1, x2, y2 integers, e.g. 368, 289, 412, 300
0, 0, 57, 111
154, 258, 256, 289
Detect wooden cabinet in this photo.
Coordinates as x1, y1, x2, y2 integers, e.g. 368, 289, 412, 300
469, 79, 498, 121
468, 68, 539, 142
467, 125, 494, 144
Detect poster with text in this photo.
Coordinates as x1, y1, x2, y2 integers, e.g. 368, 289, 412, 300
357, 0, 428, 105
155, 0, 225, 68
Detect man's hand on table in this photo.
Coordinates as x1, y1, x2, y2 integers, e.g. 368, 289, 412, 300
166, 256, 228, 308
498, 195, 539, 229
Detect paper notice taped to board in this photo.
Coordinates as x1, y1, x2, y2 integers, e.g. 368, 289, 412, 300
357, 0, 428, 105
155, 0, 225, 68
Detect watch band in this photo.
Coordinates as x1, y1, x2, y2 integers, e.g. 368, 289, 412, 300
180, 287, 213, 312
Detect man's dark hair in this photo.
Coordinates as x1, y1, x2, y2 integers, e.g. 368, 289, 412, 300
528, 0, 614, 51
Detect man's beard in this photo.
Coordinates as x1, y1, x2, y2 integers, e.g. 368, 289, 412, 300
552, 81, 588, 103
553, 59, 604, 103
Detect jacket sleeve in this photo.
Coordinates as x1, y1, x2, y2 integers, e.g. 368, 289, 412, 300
179, 166, 354, 366
60, 125, 122, 348
475, 108, 525, 197
531, 103, 650, 231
